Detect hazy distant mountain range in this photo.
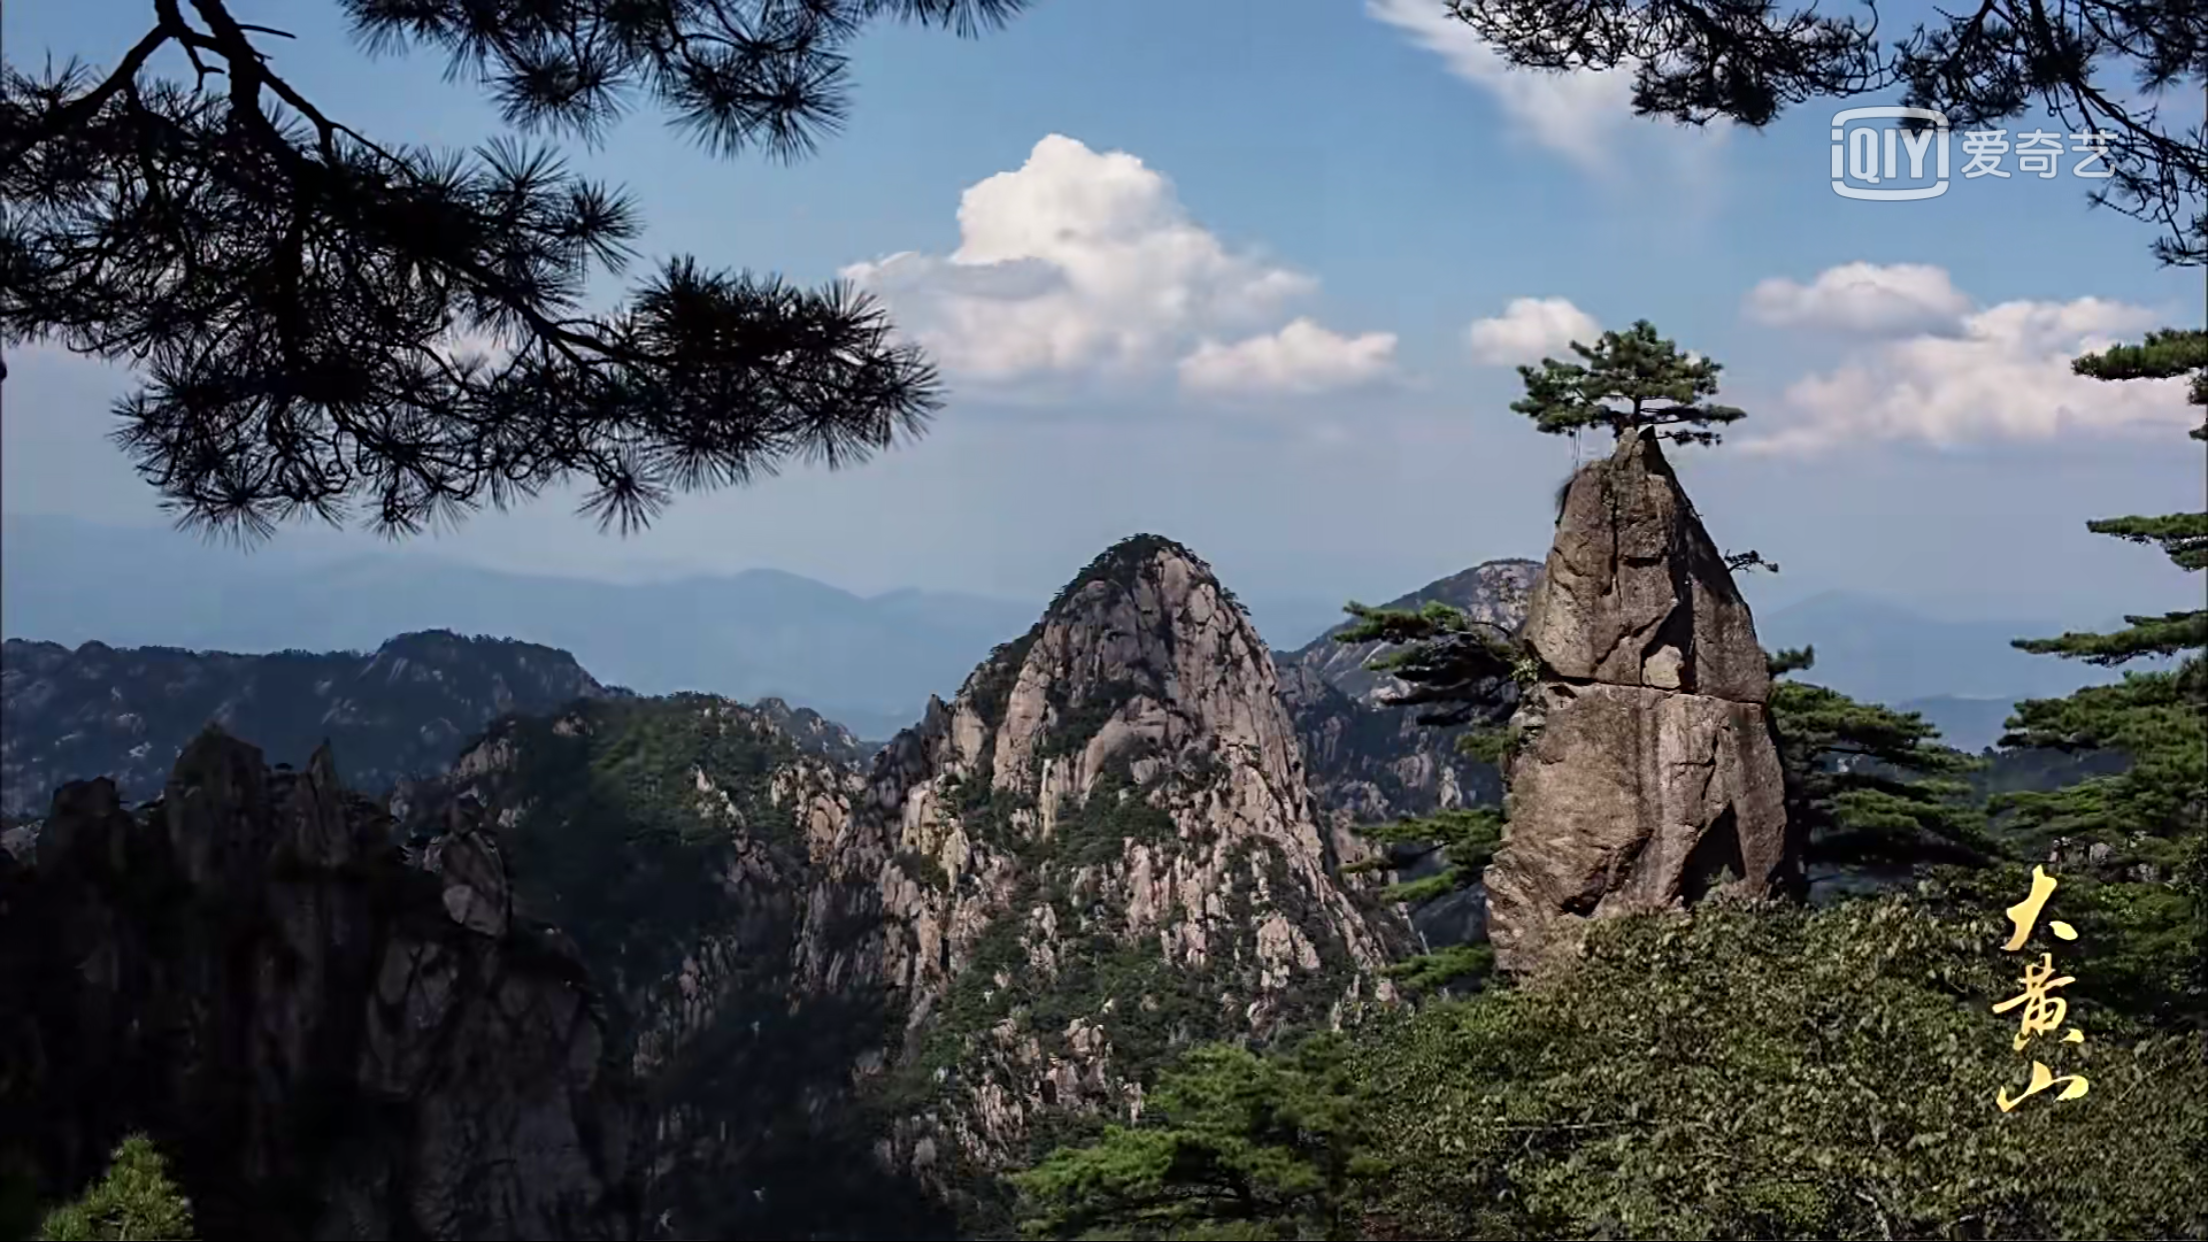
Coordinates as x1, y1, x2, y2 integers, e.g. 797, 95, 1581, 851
0, 513, 2129, 750
1, 513, 1040, 741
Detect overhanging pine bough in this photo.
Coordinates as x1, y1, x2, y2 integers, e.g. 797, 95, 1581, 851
1443, 0, 2208, 267
0, 0, 1028, 538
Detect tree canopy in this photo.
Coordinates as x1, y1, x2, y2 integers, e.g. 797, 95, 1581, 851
1511, 319, 1746, 446
1326, 600, 1528, 733
1439, 0, 2208, 266
1015, 891, 2208, 1241
1766, 645, 1993, 874
1988, 331, 2206, 1026
35, 1134, 195, 1241
1010, 1036, 1385, 1242
0, 0, 1028, 539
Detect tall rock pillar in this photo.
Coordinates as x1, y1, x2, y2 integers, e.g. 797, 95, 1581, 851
1484, 429, 1795, 975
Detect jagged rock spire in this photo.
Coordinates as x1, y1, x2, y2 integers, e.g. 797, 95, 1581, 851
1485, 430, 1795, 975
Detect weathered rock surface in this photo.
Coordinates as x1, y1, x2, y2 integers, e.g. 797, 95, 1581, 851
1519, 433, 1770, 703
1486, 431, 1794, 974
0, 730, 639, 1240
794, 536, 1403, 1225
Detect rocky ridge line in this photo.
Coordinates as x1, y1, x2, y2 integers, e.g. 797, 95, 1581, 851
0, 630, 613, 816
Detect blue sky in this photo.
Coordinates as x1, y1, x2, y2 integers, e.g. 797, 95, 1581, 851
5, 0, 2203, 624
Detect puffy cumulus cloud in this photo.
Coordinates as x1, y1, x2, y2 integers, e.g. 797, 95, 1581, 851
1365, 0, 1726, 176
1178, 319, 1400, 397
1744, 262, 1974, 336
1746, 296, 2193, 455
841, 135, 1389, 398
1466, 297, 1601, 366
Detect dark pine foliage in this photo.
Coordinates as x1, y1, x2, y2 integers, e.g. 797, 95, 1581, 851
1985, 332, 2207, 1026
1511, 319, 1747, 447
0, 0, 1028, 539
1440, 0, 2207, 266
1765, 645, 1994, 873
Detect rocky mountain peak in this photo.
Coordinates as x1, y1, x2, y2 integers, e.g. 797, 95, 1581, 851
1486, 429, 1795, 974
975, 533, 1307, 815
796, 534, 1400, 1212
1519, 433, 1769, 701
749, 694, 872, 764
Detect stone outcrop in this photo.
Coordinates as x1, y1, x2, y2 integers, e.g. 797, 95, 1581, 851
795, 536, 1401, 1214
1517, 437, 1769, 702
1485, 431, 1794, 975
0, 731, 639, 1240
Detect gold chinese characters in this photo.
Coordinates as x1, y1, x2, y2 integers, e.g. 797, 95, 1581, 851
1994, 866, 2090, 1113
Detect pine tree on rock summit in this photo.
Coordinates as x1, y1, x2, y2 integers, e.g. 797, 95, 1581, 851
1335, 321, 1992, 989
1512, 319, 1747, 446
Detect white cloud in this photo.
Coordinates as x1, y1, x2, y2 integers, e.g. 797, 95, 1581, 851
1746, 296, 2192, 455
1466, 297, 1601, 366
842, 135, 1389, 398
1179, 319, 1400, 397
1365, 0, 1726, 178
1745, 262, 1975, 336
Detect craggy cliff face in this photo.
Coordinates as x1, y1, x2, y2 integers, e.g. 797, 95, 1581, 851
381, 536, 1405, 1238
393, 693, 898, 1240
1486, 430, 1796, 975
0, 734, 639, 1241
813, 537, 1399, 1200
1278, 559, 1540, 829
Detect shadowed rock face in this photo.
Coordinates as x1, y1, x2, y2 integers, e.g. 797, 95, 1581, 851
0, 731, 639, 1241
1486, 431, 1795, 975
